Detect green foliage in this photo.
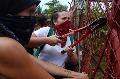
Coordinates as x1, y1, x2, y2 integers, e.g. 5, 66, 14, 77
42, 0, 68, 19
36, 5, 42, 15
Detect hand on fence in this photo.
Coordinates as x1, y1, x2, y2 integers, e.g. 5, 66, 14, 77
64, 70, 89, 79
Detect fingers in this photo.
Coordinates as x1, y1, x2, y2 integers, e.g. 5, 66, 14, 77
65, 47, 74, 51
48, 35, 62, 46
66, 47, 74, 52
78, 72, 89, 79
69, 71, 89, 79
54, 35, 60, 38
64, 47, 74, 56
54, 35, 63, 43
57, 38, 62, 43
52, 35, 62, 42
69, 29, 74, 32
82, 72, 87, 74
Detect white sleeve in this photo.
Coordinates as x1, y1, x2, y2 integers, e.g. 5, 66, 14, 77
34, 27, 50, 37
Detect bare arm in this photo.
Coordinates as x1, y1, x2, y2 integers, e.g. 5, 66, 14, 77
67, 52, 78, 65
27, 33, 61, 48
0, 37, 54, 79
64, 47, 78, 65
29, 53, 88, 79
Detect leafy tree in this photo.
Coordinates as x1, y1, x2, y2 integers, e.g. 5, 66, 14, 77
36, 5, 42, 15
42, 0, 68, 19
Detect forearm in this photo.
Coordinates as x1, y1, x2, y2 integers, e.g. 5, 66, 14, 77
29, 54, 75, 78
27, 37, 50, 48
68, 52, 78, 65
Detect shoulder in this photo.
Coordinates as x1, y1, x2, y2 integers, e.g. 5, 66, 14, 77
34, 26, 51, 37
0, 37, 24, 49
0, 37, 36, 78
0, 37, 27, 59
35, 27, 50, 32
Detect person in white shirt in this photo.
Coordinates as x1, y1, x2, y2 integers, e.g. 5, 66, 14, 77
27, 11, 88, 79
32, 11, 78, 68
